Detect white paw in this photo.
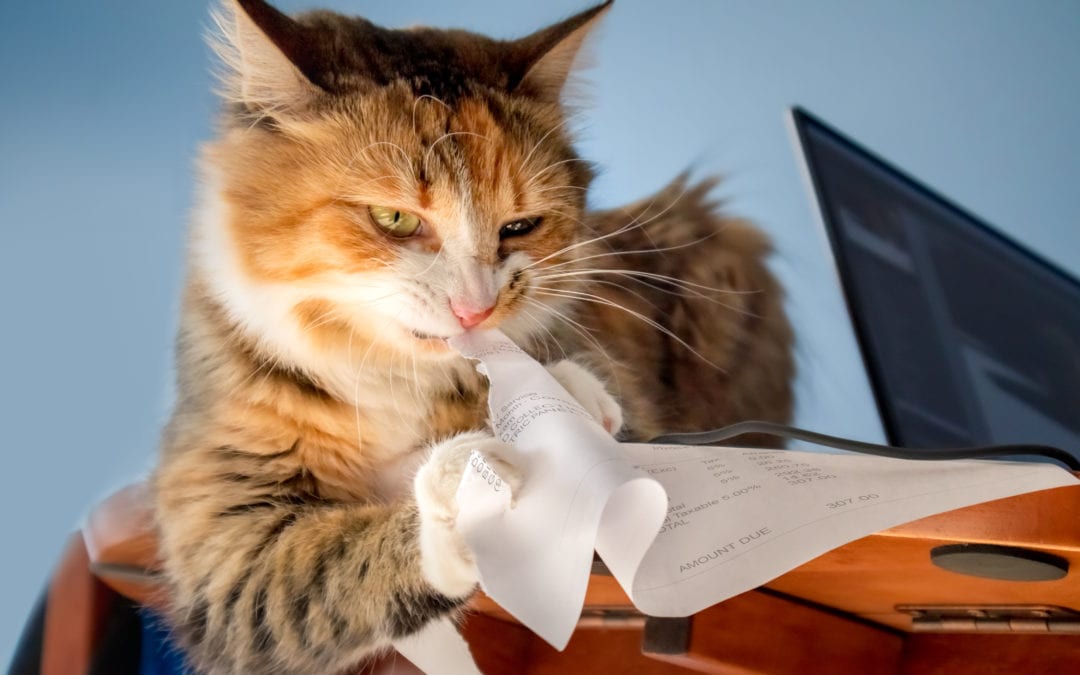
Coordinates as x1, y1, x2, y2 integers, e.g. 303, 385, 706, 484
546, 360, 624, 435
413, 432, 523, 597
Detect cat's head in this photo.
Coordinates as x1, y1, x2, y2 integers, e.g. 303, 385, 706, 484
195, 0, 609, 368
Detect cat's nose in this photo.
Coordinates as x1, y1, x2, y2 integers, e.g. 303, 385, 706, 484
450, 302, 495, 329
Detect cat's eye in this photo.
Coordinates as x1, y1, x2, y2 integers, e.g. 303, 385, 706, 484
500, 217, 542, 240
368, 205, 422, 238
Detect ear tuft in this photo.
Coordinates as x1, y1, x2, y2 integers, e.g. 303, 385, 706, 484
512, 1, 613, 104
207, 0, 321, 115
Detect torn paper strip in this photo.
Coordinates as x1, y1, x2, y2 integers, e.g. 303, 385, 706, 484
613, 442, 1076, 616
450, 329, 1079, 649
392, 617, 480, 675
450, 329, 667, 649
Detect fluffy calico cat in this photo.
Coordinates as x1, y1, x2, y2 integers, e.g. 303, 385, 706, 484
154, 0, 794, 673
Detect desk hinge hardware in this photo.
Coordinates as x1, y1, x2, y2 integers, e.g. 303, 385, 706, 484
897, 605, 1080, 634
577, 607, 646, 629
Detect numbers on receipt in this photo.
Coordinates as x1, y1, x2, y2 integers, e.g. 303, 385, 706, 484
468, 450, 506, 493
743, 451, 838, 486
826, 493, 879, 509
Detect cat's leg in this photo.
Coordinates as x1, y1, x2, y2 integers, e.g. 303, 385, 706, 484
413, 431, 524, 597
546, 360, 624, 435
155, 440, 513, 675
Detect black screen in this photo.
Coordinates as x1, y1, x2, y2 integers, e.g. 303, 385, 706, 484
794, 109, 1080, 458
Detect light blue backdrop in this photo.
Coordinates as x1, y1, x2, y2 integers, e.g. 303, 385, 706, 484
3, 0, 1078, 662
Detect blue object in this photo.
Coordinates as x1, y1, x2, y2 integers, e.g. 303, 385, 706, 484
139, 613, 191, 675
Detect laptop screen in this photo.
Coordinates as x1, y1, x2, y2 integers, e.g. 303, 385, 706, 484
791, 108, 1080, 458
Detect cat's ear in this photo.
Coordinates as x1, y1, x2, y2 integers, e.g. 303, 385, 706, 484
510, 1, 613, 104
209, 0, 324, 113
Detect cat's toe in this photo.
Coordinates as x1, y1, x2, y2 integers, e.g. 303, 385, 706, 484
413, 432, 523, 597
546, 360, 624, 435
415, 431, 487, 522
465, 442, 525, 506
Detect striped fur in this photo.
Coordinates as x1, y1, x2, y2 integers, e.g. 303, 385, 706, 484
153, 2, 793, 673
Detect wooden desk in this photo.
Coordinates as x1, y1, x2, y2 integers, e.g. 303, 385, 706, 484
465, 480, 1080, 673
77, 480, 1080, 673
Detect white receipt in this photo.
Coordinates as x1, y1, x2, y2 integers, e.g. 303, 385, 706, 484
450, 329, 1078, 649
393, 617, 480, 675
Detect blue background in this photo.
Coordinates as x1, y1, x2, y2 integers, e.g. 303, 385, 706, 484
3, 0, 1078, 662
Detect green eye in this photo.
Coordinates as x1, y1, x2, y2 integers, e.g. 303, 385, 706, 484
368, 205, 422, 238
500, 217, 542, 239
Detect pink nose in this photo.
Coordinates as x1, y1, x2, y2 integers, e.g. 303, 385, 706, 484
451, 302, 495, 329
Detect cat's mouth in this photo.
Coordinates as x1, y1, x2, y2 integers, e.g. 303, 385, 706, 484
406, 328, 455, 355
409, 328, 453, 347
410, 329, 446, 341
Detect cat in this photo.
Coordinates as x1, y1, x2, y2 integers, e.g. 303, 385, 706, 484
153, 0, 795, 673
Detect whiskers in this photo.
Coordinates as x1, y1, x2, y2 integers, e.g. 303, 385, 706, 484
513, 118, 573, 185
534, 266, 761, 311
521, 182, 694, 272
350, 306, 410, 451
422, 131, 490, 176
529, 286, 725, 372
521, 296, 622, 377
512, 184, 763, 373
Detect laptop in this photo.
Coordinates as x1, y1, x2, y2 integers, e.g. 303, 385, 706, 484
789, 107, 1080, 460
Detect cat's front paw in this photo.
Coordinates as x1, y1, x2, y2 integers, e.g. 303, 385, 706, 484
413, 431, 523, 597
546, 360, 624, 435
